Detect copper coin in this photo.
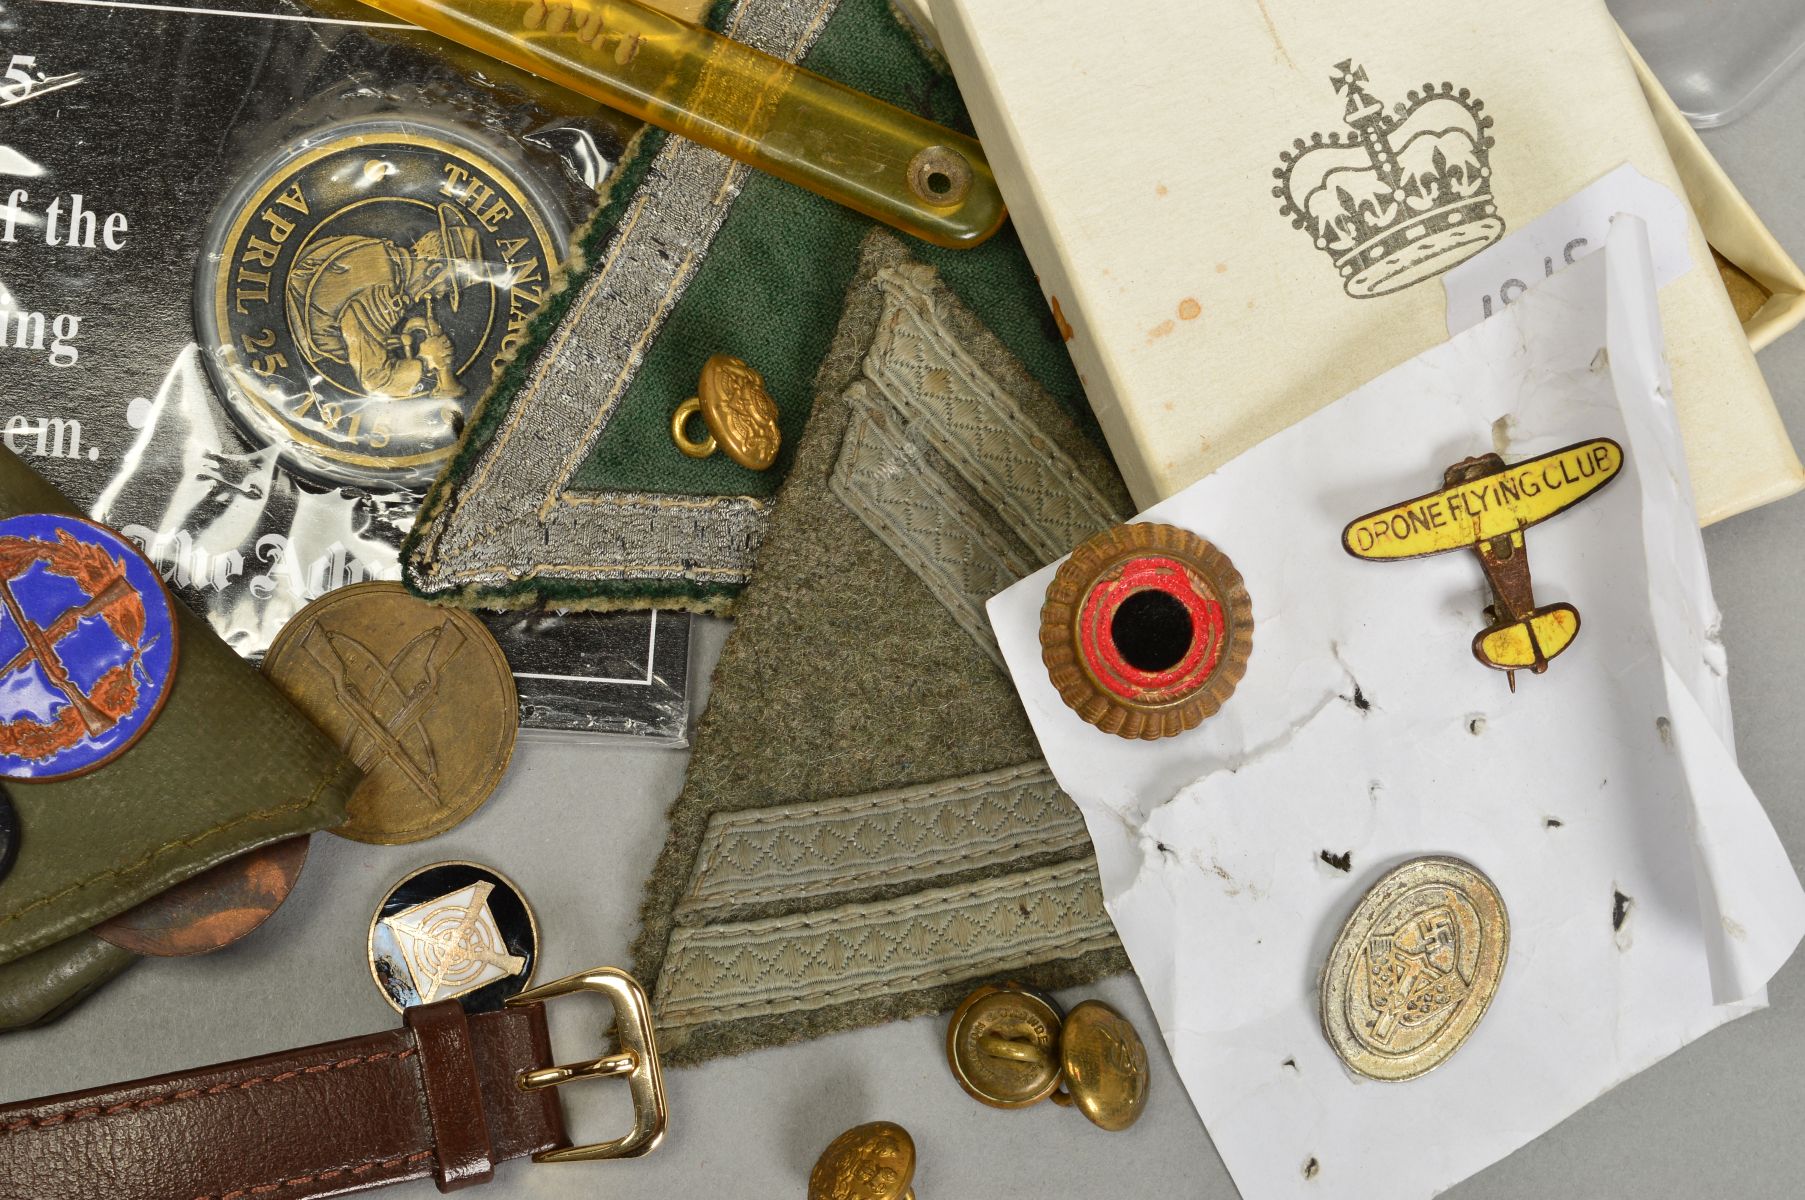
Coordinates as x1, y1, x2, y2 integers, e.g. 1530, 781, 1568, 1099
263, 582, 517, 844
94, 837, 310, 957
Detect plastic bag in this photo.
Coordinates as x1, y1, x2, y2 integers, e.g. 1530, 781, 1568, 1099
0, 0, 689, 741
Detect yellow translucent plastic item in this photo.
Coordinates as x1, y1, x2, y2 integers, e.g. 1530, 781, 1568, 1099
358, 0, 1007, 248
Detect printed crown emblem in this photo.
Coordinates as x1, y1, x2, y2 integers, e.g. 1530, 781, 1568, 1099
1274, 61, 1503, 299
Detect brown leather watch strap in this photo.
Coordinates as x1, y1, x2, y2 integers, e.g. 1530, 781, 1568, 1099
0, 1000, 567, 1200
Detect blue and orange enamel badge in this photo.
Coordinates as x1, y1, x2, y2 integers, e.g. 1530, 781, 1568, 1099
0, 515, 178, 781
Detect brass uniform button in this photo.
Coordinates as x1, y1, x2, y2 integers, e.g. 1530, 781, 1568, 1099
946, 984, 1151, 1132
368, 860, 538, 1013
94, 836, 310, 957
1320, 856, 1509, 1081
1040, 522, 1251, 740
671, 354, 782, 470
263, 581, 518, 844
808, 1120, 917, 1200
1055, 1000, 1150, 1132
945, 982, 1064, 1108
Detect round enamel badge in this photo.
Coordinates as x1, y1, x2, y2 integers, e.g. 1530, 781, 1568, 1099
0, 514, 178, 781
368, 860, 538, 1013
195, 118, 567, 488
1041, 523, 1251, 740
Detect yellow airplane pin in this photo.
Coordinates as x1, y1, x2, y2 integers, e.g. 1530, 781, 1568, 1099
1342, 437, 1624, 688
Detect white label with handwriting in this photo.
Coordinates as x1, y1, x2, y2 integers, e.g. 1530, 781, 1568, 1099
1443, 163, 1691, 334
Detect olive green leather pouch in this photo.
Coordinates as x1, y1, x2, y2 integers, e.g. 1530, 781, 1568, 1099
0, 449, 360, 1029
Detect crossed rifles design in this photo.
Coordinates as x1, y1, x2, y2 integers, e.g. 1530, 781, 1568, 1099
385, 880, 526, 1004
297, 616, 467, 801
0, 557, 137, 738
305, 614, 529, 999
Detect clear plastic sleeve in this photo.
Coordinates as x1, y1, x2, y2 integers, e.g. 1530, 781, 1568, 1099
1611, 0, 1805, 127
0, 0, 690, 742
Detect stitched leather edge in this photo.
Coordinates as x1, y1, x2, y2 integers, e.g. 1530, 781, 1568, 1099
191, 1150, 433, 1200
0, 1050, 418, 1136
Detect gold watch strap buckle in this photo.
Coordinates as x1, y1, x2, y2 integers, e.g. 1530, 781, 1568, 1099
506, 967, 668, 1163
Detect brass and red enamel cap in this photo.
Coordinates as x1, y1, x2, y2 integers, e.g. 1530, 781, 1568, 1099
1040, 523, 1251, 740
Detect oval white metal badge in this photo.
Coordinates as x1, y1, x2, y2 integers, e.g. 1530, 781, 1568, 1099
1320, 856, 1509, 1081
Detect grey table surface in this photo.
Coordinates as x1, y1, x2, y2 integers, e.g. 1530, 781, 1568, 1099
6, 47, 1805, 1200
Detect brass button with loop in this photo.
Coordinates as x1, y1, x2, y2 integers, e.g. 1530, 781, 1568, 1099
671, 354, 782, 471
946, 982, 1064, 1108
946, 983, 1150, 1131
808, 1121, 917, 1200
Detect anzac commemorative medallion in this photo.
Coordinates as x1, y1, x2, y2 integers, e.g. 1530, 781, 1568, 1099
1320, 856, 1509, 1081
1041, 522, 1251, 740
368, 860, 537, 1012
0, 515, 178, 782
196, 118, 566, 488
262, 581, 517, 844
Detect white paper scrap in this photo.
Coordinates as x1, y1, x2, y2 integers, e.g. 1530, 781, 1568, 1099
1442, 163, 1692, 334
988, 221, 1805, 1200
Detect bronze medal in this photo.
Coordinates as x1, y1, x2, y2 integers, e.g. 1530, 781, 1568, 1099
197, 119, 566, 488
1320, 856, 1509, 1081
93, 837, 310, 957
262, 581, 517, 844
